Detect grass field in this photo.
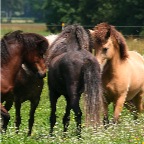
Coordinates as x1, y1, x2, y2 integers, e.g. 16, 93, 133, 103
1, 23, 144, 144
1, 23, 49, 37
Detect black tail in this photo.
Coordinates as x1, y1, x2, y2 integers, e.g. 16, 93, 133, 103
83, 58, 103, 127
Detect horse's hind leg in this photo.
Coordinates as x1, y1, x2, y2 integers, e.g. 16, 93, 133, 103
103, 101, 109, 128
63, 95, 71, 133
131, 92, 143, 120
49, 91, 59, 135
70, 95, 82, 136
28, 99, 40, 136
14, 100, 22, 134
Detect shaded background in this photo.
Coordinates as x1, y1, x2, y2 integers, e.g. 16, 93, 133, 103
1, 0, 144, 35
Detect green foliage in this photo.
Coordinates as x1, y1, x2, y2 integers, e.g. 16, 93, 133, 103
2, 0, 144, 34
44, 0, 144, 34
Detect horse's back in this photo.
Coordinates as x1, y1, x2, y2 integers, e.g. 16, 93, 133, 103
48, 51, 84, 95
128, 51, 144, 77
127, 51, 144, 98
129, 51, 144, 64
48, 49, 99, 95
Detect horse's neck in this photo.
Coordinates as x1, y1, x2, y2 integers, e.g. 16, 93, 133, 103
103, 54, 123, 75
2, 56, 23, 82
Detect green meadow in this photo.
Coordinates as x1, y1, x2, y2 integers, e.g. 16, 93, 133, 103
1, 23, 144, 144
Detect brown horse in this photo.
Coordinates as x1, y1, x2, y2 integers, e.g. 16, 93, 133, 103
3, 64, 44, 136
90, 22, 144, 126
46, 24, 103, 136
1, 30, 48, 131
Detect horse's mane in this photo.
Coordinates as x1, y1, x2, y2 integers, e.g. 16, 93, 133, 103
1, 31, 48, 65
49, 24, 90, 50
85, 29, 94, 53
22, 32, 48, 54
1, 30, 23, 64
46, 24, 92, 65
94, 22, 129, 60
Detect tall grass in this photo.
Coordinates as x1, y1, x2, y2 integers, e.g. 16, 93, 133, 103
1, 24, 144, 144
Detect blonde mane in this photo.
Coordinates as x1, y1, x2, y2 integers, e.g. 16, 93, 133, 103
94, 22, 129, 60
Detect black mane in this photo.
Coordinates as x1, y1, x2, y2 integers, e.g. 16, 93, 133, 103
46, 24, 93, 65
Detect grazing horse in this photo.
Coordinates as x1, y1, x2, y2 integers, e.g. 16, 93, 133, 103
3, 64, 44, 136
46, 24, 103, 136
90, 22, 144, 125
0, 30, 48, 131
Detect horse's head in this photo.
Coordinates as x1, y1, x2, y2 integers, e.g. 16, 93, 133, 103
46, 24, 91, 67
23, 33, 48, 78
90, 22, 128, 65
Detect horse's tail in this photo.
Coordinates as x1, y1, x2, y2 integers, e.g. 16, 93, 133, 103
83, 58, 103, 127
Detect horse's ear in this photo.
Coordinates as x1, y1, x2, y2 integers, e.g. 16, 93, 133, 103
89, 29, 95, 36
105, 26, 111, 40
75, 26, 89, 50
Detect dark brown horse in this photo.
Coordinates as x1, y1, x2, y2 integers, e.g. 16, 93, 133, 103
1, 30, 48, 131
46, 24, 103, 136
3, 64, 44, 136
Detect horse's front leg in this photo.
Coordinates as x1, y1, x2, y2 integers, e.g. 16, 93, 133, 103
113, 94, 126, 124
14, 100, 22, 134
28, 99, 40, 136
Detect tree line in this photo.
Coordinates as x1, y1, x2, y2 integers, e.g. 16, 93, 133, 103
1, 0, 144, 35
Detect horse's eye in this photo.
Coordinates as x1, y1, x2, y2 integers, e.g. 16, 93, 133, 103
102, 47, 108, 53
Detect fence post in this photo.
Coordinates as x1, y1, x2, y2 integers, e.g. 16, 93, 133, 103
62, 22, 65, 30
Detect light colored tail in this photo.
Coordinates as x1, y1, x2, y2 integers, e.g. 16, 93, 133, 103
83, 58, 103, 127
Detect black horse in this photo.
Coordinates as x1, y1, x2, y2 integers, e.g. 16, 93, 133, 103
46, 24, 103, 136
3, 64, 44, 136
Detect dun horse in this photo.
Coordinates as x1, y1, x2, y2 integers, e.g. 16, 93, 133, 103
90, 22, 144, 126
3, 64, 44, 136
1, 30, 48, 131
46, 24, 103, 136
